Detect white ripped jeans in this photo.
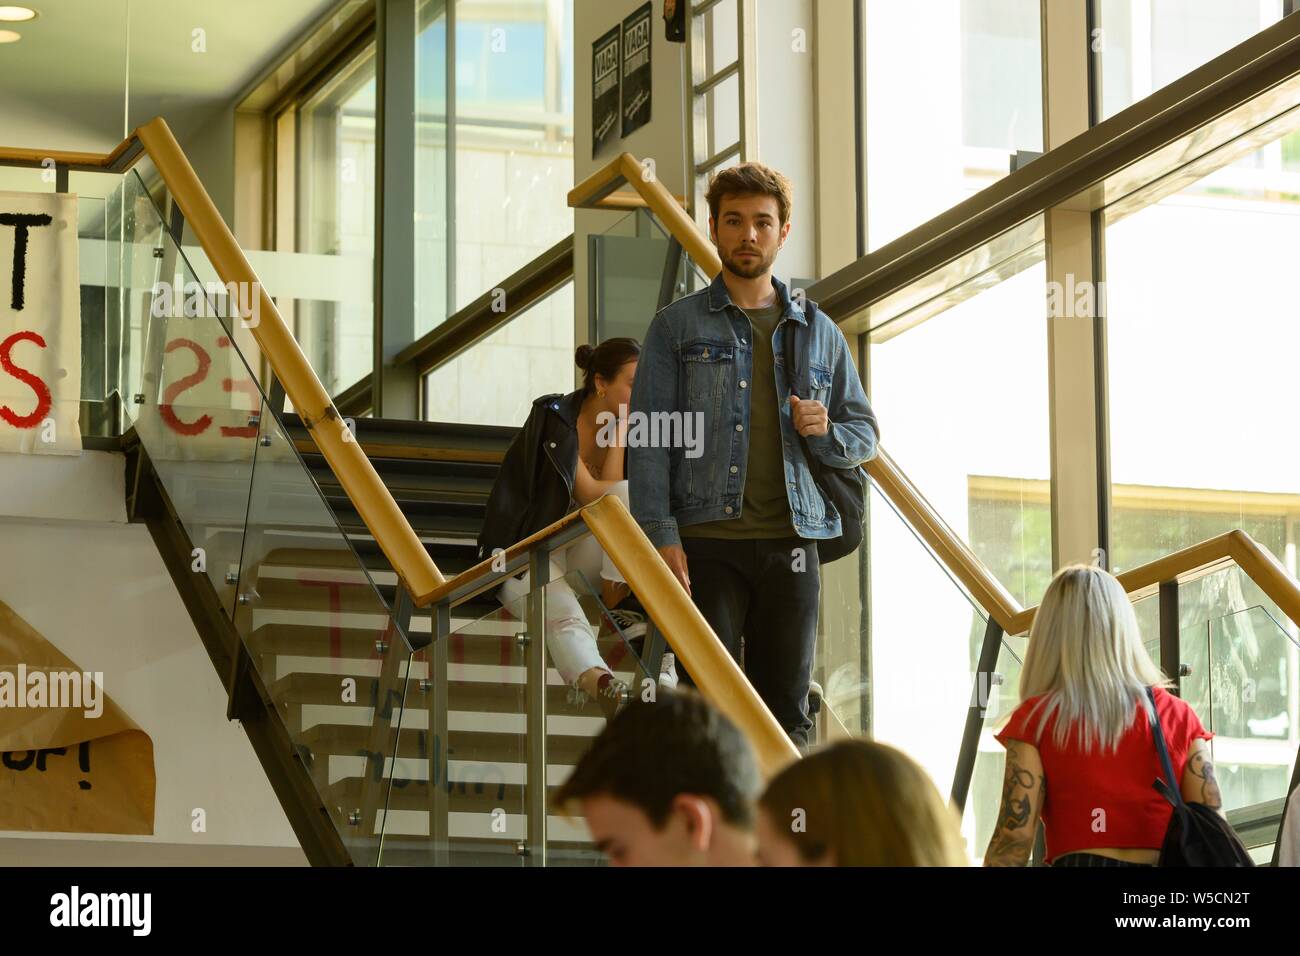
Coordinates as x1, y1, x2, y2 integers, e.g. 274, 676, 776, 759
497, 481, 628, 685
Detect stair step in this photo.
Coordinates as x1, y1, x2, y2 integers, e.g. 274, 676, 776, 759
252, 576, 401, 614
300, 723, 595, 764
305, 455, 499, 500
270, 671, 599, 716
247, 622, 638, 669
352, 836, 600, 866
332, 502, 484, 539
256, 549, 487, 595
328, 776, 535, 814
282, 413, 514, 465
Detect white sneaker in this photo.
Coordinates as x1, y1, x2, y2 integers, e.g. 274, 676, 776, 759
659, 652, 679, 690
605, 607, 647, 641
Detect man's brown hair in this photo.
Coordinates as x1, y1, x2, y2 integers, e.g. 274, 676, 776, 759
552, 689, 760, 829
705, 162, 794, 228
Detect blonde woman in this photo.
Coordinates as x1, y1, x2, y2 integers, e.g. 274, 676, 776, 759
985, 565, 1221, 867
756, 740, 968, 866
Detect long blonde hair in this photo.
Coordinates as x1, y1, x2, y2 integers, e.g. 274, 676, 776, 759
1019, 564, 1169, 753
758, 740, 968, 866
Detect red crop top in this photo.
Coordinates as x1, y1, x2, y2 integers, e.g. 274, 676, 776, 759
994, 687, 1213, 863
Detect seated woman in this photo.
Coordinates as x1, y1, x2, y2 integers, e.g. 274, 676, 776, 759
984, 564, 1221, 867
755, 739, 968, 866
477, 338, 675, 718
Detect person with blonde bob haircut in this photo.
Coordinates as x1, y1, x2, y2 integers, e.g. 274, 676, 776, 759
756, 740, 968, 866
985, 565, 1220, 867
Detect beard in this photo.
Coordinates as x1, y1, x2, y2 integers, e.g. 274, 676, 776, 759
720, 243, 775, 279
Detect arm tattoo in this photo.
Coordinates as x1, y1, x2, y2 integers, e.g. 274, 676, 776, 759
1187, 748, 1223, 810
999, 765, 1034, 831
985, 742, 1044, 867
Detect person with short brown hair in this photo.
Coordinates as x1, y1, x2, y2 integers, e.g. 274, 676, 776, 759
628, 161, 879, 745
553, 689, 761, 866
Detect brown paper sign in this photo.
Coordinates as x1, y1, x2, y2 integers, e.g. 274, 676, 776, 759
0, 600, 155, 835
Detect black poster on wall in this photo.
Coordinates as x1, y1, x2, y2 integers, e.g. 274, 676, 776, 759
592, 23, 621, 158
621, 2, 653, 138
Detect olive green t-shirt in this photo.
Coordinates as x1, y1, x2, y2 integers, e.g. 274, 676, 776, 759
681, 302, 795, 540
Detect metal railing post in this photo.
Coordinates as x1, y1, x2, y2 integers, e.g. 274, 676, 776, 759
951, 616, 1005, 813
524, 548, 551, 865
1159, 580, 1183, 695
429, 600, 450, 866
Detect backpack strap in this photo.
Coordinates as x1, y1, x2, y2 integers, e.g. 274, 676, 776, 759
1147, 686, 1185, 808
782, 298, 816, 400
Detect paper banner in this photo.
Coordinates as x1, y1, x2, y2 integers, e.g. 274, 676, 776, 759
0, 601, 155, 835
0, 191, 81, 455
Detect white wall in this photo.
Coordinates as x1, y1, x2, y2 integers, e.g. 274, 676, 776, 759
0, 450, 305, 865
184, 108, 237, 224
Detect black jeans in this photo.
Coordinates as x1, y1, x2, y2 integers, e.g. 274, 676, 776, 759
677, 535, 819, 746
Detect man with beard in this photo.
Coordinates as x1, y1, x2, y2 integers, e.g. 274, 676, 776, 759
628, 162, 878, 745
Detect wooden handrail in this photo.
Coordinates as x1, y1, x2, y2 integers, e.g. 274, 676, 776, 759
593, 190, 689, 210
1004, 529, 1300, 637
869, 448, 1300, 638
569, 152, 722, 278
134, 118, 446, 602
866, 449, 1026, 634
0, 135, 144, 173
581, 494, 801, 778
421, 508, 588, 607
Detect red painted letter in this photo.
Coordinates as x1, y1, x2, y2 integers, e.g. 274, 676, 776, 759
0, 329, 52, 429
159, 338, 213, 436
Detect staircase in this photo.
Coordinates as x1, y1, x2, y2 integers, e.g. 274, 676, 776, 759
129, 411, 643, 866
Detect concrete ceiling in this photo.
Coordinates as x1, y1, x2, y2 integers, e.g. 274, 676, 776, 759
0, 0, 342, 154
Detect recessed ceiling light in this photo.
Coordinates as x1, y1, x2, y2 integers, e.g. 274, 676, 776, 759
0, 29, 21, 43
0, 6, 37, 22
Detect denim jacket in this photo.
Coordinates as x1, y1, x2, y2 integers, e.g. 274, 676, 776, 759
628, 272, 879, 549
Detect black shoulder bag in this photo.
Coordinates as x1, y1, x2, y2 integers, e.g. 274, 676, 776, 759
781, 301, 870, 564
1147, 687, 1253, 867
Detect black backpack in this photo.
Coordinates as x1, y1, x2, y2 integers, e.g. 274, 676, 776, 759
1147, 687, 1254, 867
781, 300, 871, 564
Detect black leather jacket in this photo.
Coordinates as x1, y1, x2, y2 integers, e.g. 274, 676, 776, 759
477, 388, 625, 562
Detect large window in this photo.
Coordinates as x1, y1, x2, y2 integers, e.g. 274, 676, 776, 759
862, 0, 1042, 251
263, 0, 574, 414
295, 50, 378, 398
1105, 133, 1300, 816
864, 230, 1051, 796
423, 281, 574, 426
1095, 0, 1286, 121
417, 0, 575, 425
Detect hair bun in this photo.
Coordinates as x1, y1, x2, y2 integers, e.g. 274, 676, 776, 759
574, 344, 595, 370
